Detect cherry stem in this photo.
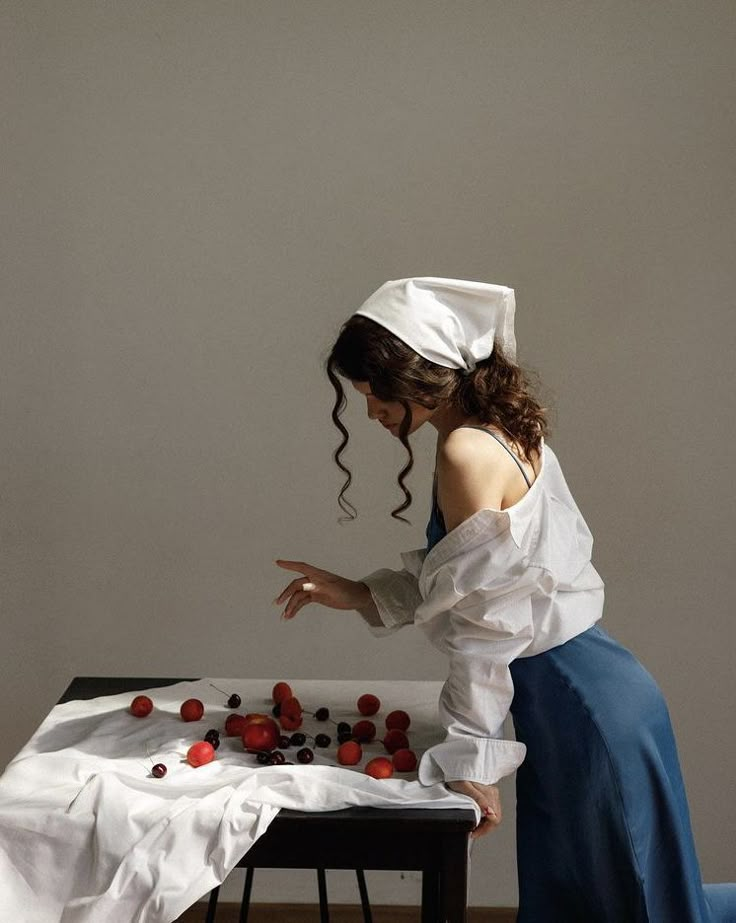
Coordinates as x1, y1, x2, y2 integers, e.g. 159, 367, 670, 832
209, 682, 228, 696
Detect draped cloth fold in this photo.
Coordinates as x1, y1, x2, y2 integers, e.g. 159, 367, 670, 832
0, 677, 478, 923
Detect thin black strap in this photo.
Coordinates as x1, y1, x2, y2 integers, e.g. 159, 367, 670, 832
455, 425, 533, 488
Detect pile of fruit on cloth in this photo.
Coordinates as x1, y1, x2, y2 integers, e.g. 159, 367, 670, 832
0, 677, 478, 923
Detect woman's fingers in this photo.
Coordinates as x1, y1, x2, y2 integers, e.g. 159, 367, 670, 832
446, 780, 502, 838
273, 575, 317, 606
281, 590, 312, 620
275, 559, 321, 576
273, 561, 357, 615
468, 781, 502, 823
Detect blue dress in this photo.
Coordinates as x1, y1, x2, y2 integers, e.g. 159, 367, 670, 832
426, 441, 736, 922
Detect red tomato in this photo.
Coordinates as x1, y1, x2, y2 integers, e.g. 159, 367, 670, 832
385, 709, 411, 732
225, 714, 248, 737
279, 713, 303, 731
352, 720, 377, 742
279, 696, 303, 730
337, 740, 363, 766
242, 722, 280, 752
365, 757, 394, 779
130, 695, 153, 718
180, 698, 204, 722
392, 748, 418, 772
272, 682, 293, 704
383, 729, 409, 754
357, 694, 380, 716
186, 741, 215, 767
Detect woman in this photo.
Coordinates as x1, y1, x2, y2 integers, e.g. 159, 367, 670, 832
274, 277, 735, 922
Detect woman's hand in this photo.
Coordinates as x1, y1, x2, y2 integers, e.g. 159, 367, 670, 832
445, 780, 502, 839
274, 560, 372, 619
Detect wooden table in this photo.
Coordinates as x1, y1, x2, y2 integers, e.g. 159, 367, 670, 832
58, 676, 477, 923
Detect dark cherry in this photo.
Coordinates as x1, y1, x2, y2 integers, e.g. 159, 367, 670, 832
297, 747, 314, 764
272, 703, 282, 717
256, 752, 272, 765
337, 731, 354, 744
279, 735, 291, 748
315, 707, 330, 721
271, 750, 286, 764
337, 721, 351, 735
151, 763, 167, 778
204, 732, 220, 750
210, 683, 241, 709
289, 732, 307, 746
315, 733, 331, 748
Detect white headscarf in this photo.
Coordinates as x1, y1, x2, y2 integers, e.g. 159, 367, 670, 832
353, 277, 516, 372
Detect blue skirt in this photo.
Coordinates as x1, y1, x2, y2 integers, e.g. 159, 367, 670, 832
509, 625, 736, 922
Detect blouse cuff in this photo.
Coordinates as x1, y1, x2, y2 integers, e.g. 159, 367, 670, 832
417, 736, 527, 787
359, 567, 422, 637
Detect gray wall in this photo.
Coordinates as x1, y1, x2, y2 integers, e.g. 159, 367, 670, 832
2, 0, 734, 908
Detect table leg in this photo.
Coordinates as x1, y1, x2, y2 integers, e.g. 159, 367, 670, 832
441, 833, 469, 923
355, 868, 373, 923
422, 866, 441, 922
204, 885, 219, 923
239, 867, 254, 923
317, 867, 330, 923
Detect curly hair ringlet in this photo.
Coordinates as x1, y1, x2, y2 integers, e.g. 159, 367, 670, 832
325, 315, 551, 524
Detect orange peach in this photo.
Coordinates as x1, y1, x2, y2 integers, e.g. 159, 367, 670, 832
365, 757, 394, 779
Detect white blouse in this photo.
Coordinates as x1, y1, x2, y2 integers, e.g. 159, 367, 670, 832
360, 439, 605, 786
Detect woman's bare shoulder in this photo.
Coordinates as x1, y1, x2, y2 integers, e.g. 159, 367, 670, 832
435, 428, 511, 529
437, 426, 540, 520
439, 424, 518, 465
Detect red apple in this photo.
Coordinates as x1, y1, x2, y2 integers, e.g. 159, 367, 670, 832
180, 698, 204, 722
385, 709, 411, 732
337, 740, 363, 765
245, 715, 279, 729
225, 714, 248, 737
186, 740, 215, 767
392, 748, 418, 772
357, 694, 380, 716
243, 721, 280, 752
352, 720, 377, 742
365, 757, 394, 779
272, 682, 293, 704
130, 695, 153, 718
383, 729, 409, 754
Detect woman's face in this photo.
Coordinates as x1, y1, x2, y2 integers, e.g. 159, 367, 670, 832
351, 380, 436, 436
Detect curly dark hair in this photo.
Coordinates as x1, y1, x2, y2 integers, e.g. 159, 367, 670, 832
325, 315, 551, 524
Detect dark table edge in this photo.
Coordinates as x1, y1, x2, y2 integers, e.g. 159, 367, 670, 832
58, 676, 198, 703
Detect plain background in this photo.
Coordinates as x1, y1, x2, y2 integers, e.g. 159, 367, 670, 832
2, 0, 734, 909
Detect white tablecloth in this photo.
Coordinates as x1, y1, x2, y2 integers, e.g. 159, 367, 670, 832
0, 677, 479, 922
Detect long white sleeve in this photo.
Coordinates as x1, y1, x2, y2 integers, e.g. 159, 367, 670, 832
359, 549, 426, 637
411, 515, 539, 785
